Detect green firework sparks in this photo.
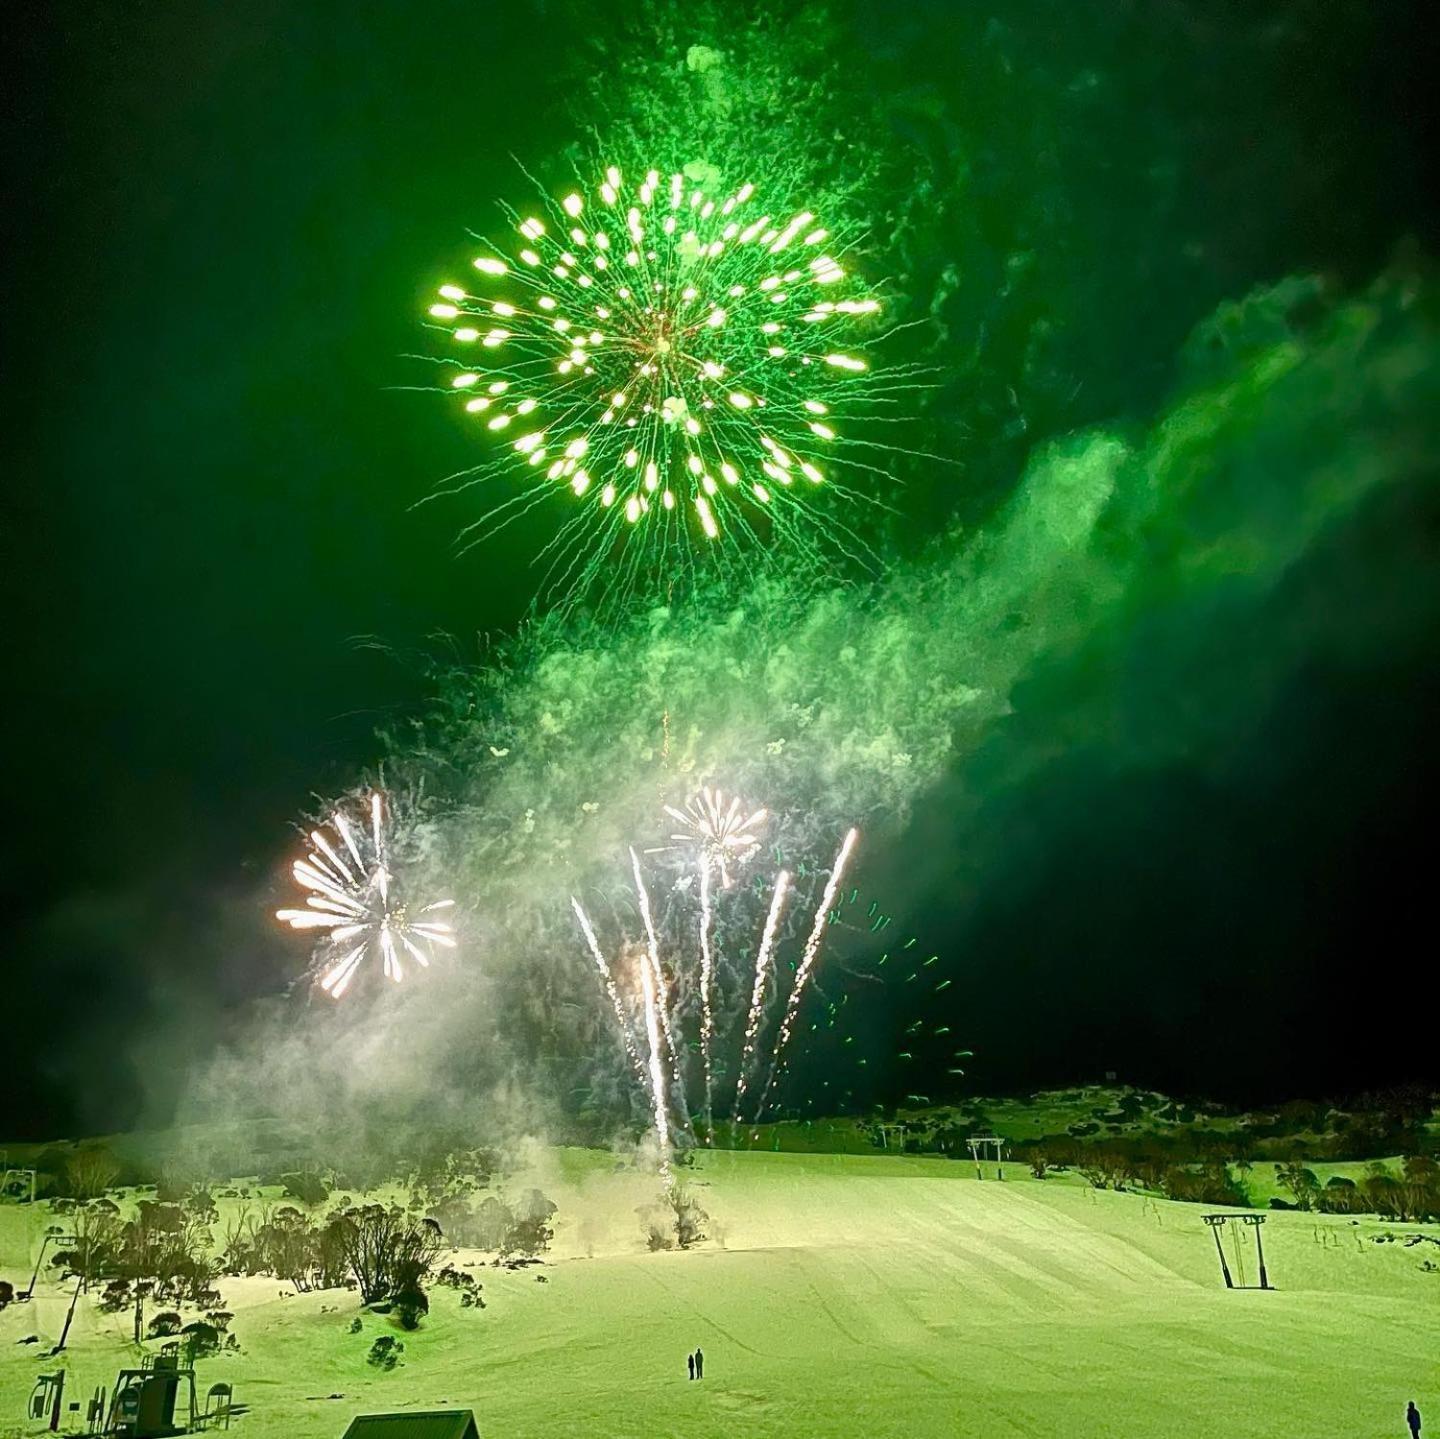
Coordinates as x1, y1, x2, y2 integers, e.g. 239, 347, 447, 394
423, 161, 910, 607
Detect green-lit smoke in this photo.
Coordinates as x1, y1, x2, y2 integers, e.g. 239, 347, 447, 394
555, 0, 893, 210
207, 2, 1439, 1133
195, 259, 1436, 1140
378, 264, 1436, 1042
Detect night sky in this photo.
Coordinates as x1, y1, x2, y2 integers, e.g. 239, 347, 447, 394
5, 0, 1438, 1141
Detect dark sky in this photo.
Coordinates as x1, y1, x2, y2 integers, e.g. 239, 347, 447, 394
4, 0, 1438, 1140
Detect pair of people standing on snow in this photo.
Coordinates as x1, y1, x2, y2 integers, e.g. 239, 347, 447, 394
686, 1348, 705, 1381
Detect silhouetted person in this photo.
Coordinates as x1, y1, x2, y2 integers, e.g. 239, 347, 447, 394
1408, 1401, 1421, 1438
687, 1353, 695, 1381
695, 1347, 704, 1380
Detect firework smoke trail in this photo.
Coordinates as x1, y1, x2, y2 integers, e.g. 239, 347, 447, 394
698, 859, 716, 1142
276, 791, 456, 998
630, 847, 673, 1173
732, 868, 791, 1122
753, 827, 860, 1119
571, 896, 645, 1085
637, 940, 671, 1181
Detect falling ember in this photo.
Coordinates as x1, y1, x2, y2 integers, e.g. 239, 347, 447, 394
732, 868, 791, 1121
275, 792, 456, 999
753, 827, 859, 1119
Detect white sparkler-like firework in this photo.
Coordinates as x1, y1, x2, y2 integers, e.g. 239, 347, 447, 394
571, 896, 645, 1085
697, 859, 717, 1140
732, 868, 791, 1120
276, 792, 456, 999
652, 786, 766, 1140
572, 859, 679, 1177
630, 847, 677, 1169
576, 822, 861, 1163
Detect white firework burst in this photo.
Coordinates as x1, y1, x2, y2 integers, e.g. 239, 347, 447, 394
276, 792, 456, 999
657, 785, 767, 888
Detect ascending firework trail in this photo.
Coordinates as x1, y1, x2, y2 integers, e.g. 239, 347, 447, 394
747, 827, 859, 1122
571, 819, 861, 1170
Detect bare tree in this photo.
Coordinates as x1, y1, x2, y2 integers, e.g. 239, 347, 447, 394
66, 1149, 121, 1199
53, 1204, 124, 1292
329, 1206, 443, 1305
118, 1201, 217, 1305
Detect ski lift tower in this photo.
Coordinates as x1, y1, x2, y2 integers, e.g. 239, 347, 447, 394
966, 1135, 1006, 1180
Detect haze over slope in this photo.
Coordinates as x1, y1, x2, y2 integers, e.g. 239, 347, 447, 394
2, 1149, 1434, 1438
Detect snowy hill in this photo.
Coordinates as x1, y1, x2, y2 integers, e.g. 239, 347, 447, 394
2, 1146, 1435, 1438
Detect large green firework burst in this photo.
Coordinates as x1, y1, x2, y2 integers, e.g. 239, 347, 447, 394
423, 161, 911, 608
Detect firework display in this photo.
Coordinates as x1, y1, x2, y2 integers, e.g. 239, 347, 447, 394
276, 152, 963, 1169
650, 785, 768, 1134
572, 819, 866, 1162
731, 868, 790, 1119
749, 826, 858, 1120
425, 162, 895, 596
276, 792, 456, 998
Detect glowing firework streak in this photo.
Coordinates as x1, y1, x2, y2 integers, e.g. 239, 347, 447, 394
638, 944, 671, 1179
571, 896, 644, 1085
753, 827, 859, 1118
698, 860, 716, 1141
630, 848, 672, 1170
626, 848, 689, 1110
276, 792, 456, 998
732, 868, 790, 1121
660, 786, 768, 888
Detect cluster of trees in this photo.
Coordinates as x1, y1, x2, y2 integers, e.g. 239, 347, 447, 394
52, 1194, 220, 1306
218, 1186, 556, 1322
406, 1147, 501, 1215
435, 1265, 485, 1310
1275, 1158, 1440, 1221
1240, 1100, 1431, 1162
13, 1127, 515, 1206
221, 1204, 350, 1292
1014, 1142, 1440, 1218
142, 1311, 228, 1360
333, 1206, 443, 1329
1026, 1144, 1440, 1217
222, 1200, 444, 1322
867, 1086, 1437, 1171
1052, 1149, 1252, 1207
425, 1188, 556, 1261
48, 1190, 533, 1342
3, 1128, 571, 1354
30, 1134, 560, 1340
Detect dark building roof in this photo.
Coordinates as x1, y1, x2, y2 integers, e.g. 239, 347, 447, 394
341, 1411, 479, 1439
